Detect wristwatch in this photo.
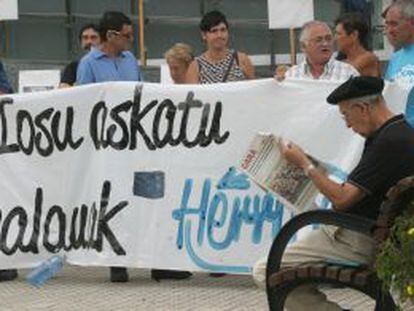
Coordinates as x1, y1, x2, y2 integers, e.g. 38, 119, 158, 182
303, 163, 316, 177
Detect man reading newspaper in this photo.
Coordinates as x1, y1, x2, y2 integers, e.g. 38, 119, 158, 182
253, 76, 414, 310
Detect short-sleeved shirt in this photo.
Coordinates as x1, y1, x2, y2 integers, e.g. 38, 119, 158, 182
76, 47, 142, 84
384, 43, 414, 86
384, 43, 414, 127
61, 60, 79, 86
286, 56, 359, 81
347, 114, 414, 220
0, 61, 12, 94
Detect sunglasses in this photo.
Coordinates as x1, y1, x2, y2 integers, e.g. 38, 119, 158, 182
109, 30, 133, 40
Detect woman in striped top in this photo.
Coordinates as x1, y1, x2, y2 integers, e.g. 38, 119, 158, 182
185, 10, 255, 84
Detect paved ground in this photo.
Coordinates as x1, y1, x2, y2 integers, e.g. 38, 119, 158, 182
0, 266, 268, 311
0, 265, 412, 311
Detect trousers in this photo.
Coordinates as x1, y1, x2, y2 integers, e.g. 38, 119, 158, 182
252, 225, 376, 311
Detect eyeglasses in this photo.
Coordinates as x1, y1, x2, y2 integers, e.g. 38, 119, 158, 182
308, 35, 333, 45
109, 30, 133, 40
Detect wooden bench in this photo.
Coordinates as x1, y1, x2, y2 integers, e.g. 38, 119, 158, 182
266, 176, 414, 311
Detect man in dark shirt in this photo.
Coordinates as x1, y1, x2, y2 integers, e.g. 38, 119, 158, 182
346, 113, 414, 219
284, 77, 414, 221
253, 76, 414, 310
59, 23, 100, 87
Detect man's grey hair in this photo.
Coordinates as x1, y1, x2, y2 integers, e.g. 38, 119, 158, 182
390, 0, 414, 20
348, 94, 383, 105
299, 21, 332, 43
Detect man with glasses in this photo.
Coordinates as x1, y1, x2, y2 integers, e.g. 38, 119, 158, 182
76, 11, 142, 283
253, 76, 414, 310
76, 11, 142, 84
278, 21, 359, 80
383, 0, 414, 126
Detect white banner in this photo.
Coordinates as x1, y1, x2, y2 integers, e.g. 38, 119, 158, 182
267, 0, 314, 29
0, 79, 406, 273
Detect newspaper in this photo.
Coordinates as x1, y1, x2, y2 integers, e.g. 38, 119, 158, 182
240, 133, 327, 212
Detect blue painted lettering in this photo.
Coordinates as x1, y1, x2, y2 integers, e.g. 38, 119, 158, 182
172, 178, 284, 251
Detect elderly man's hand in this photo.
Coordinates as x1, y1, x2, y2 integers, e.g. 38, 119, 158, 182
274, 65, 288, 82
280, 140, 312, 170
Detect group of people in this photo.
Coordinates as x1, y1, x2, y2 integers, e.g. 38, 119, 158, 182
58, 10, 255, 90
0, 1, 414, 309
0, 2, 411, 93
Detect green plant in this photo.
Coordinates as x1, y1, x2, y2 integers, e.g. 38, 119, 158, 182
376, 206, 414, 306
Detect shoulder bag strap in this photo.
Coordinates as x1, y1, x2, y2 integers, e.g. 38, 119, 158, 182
222, 50, 237, 82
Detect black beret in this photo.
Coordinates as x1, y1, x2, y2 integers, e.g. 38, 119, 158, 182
327, 76, 384, 105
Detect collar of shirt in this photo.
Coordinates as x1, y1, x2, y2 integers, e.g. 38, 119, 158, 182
402, 42, 414, 53
366, 114, 405, 144
90, 47, 127, 60
302, 56, 335, 79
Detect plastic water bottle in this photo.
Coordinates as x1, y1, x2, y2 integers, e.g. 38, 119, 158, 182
26, 255, 65, 287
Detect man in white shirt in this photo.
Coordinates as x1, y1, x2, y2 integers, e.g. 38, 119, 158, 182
278, 21, 359, 81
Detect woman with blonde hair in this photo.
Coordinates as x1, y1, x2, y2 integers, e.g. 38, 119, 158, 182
165, 43, 194, 84
151, 45, 195, 281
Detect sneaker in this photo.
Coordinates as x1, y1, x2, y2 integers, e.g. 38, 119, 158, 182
0, 269, 18, 282
151, 269, 192, 282
110, 267, 129, 282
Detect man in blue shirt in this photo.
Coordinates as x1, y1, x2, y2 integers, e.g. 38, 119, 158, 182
76, 11, 142, 84
76, 11, 141, 284
383, 0, 414, 126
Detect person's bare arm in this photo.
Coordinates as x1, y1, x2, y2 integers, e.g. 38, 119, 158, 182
352, 53, 381, 77
281, 142, 365, 211
185, 60, 200, 84
238, 52, 255, 79
303, 163, 364, 210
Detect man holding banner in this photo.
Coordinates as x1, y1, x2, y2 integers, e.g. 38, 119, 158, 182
76, 10, 142, 283
253, 76, 414, 310
279, 21, 359, 80
76, 11, 142, 84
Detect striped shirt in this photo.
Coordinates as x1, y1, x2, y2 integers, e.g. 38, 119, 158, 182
285, 56, 359, 81
196, 49, 245, 84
